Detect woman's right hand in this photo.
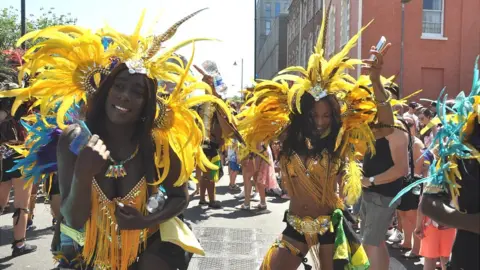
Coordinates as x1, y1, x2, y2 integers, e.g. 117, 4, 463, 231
414, 226, 424, 239
75, 134, 110, 176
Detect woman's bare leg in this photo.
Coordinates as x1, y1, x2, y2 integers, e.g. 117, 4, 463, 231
318, 244, 335, 270
261, 234, 309, 270
229, 168, 238, 186
423, 257, 437, 270
439, 257, 449, 270
50, 194, 61, 219
255, 181, 267, 206
242, 171, 253, 206
198, 170, 207, 203
206, 179, 216, 203
12, 178, 32, 245
405, 210, 420, 254
397, 210, 411, 248
0, 180, 12, 212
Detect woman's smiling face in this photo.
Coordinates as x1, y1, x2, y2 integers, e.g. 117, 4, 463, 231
105, 69, 147, 125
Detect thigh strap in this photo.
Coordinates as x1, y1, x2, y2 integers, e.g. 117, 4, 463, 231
12, 208, 29, 225
270, 239, 312, 270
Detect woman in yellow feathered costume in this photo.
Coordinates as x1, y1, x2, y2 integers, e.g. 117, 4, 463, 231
0, 8, 236, 270
238, 2, 396, 269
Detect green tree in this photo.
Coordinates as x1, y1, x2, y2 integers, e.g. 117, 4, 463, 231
0, 6, 77, 50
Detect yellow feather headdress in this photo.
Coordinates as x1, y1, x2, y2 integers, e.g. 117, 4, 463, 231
0, 9, 236, 187
151, 44, 235, 186
238, 1, 377, 205
0, 9, 210, 129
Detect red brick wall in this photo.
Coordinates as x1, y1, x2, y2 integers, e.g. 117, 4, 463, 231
353, 0, 480, 101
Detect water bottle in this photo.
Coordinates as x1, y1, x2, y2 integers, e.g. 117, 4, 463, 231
146, 187, 167, 213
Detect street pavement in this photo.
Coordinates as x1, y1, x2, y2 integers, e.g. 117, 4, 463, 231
0, 171, 423, 269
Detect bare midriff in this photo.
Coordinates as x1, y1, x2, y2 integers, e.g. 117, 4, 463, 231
288, 176, 338, 217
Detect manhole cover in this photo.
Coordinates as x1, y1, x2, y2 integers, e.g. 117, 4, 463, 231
227, 228, 256, 242
201, 241, 225, 255
225, 242, 255, 256
194, 227, 227, 242
188, 227, 273, 270
188, 257, 259, 270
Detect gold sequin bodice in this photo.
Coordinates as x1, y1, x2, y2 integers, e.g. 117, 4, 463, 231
280, 150, 344, 209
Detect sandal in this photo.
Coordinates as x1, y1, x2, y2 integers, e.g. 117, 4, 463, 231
198, 200, 208, 206
254, 203, 267, 210
208, 201, 222, 209
402, 250, 421, 259
229, 184, 241, 191
237, 204, 250, 210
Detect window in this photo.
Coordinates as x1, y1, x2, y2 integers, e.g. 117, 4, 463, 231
266, 20, 271, 35
275, 2, 281, 16
341, 0, 350, 46
422, 0, 444, 37
326, 6, 336, 56
265, 3, 272, 18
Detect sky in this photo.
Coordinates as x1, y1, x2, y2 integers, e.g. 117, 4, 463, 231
2, 0, 255, 98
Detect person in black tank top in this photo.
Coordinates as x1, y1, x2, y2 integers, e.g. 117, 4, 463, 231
359, 82, 410, 269
363, 138, 403, 197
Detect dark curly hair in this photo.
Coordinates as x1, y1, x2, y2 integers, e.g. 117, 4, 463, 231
281, 93, 342, 159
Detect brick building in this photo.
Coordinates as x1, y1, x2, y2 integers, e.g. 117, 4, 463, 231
348, 0, 480, 99
256, 13, 289, 79
284, 0, 479, 100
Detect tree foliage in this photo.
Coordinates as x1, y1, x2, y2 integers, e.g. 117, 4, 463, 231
0, 6, 77, 50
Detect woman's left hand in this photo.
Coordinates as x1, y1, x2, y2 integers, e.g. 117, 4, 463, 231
362, 43, 391, 83
115, 204, 149, 230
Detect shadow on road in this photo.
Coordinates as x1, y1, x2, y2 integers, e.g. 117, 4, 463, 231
0, 225, 53, 247
0, 262, 13, 269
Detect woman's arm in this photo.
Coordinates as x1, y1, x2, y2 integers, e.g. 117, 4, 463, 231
420, 194, 480, 234
143, 148, 189, 226
57, 125, 94, 229
363, 44, 395, 138
413, 139, 425, 176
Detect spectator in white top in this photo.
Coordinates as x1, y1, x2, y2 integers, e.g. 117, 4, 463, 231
403, 102, 420, 130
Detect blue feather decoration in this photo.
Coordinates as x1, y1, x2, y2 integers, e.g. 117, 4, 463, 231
8, 103, 85, 185
390, 56, 480, 207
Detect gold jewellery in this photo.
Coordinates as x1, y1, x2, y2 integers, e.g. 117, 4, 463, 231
105, 146, 140, 178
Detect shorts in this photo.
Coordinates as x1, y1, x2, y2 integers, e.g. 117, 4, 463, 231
281, 211, 336, 245
419, 225, 456, 258
228, 161, 241, 172
129, 231, 190, 270
397, 186, 420, 211
1, 153, 22, 182
360, 191, 400, 246
44, 174, 60, 199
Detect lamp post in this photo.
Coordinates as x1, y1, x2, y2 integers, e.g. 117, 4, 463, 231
399, 0, 411, 98
233, 58, 244, 98
20, 0, 26, 49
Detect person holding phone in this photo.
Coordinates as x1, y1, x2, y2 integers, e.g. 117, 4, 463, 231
240, 4, 375, 269
359, 38, 411, 270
